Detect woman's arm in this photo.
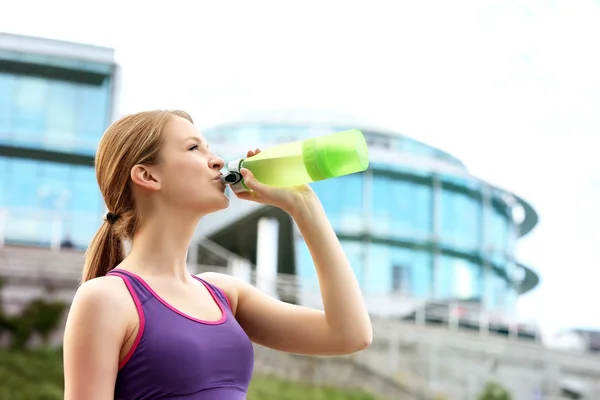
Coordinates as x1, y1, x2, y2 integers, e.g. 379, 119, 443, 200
63, 277, 130, 400
203, 176, 372, 355
289, 192, 373, 348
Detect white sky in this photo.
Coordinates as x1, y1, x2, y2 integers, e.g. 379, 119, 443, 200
2, 0, 599, 336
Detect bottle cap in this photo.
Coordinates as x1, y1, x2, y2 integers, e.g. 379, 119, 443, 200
302, 129, 369, 182
223, 159, 249, 193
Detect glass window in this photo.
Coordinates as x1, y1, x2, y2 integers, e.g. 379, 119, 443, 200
0, 73, 15, 136
363, 131, 392, 149
3, 159, 45, 244
506, 222, 517, 255
64, 165, 103, 249
0, 58, 112, 153
0, 159, 103, 248
489, 252, 506, 273
436, 255, 482, 300
5, 158, 40, 208
487, 204, 509, 252
392, 246, 431, 297
13, 76, 47, 143
504, 284, 518, 313
365, 243, 431, 297
366, 243, 391, 293
440, 188, 481, 250
341, 240, 364, 287
66, 212, 101, 249
38, 162, 71, 210
294, 238, 323, 307
483, 271, 506, 311
371, 175, 432, 240
70, 166, 103, 214
295, 239, 316, 281
312, 174, 363, 233
392, 265, 411, 292
3, 211, 49, 245
79, 82, 110, 149
46, 80, 78, 149
0, 157, 7, 206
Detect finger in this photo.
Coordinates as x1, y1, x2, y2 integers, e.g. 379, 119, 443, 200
234, 190, 265, 204
240, 168, 272, 194
246, 150, 255, 157
254, 148, 261, 154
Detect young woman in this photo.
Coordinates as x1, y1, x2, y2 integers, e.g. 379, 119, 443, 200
63, 110, 372, 400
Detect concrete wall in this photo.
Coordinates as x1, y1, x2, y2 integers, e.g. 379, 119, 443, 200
2, 246, 600, 399
253, 344, 436, 400
353, 320, 600, 399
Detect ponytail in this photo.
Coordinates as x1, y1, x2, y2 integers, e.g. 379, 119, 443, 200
83, 110, 188, 281
81, 220, 124, 283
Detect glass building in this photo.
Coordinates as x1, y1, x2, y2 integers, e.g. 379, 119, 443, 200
195, 110, 539, 317
0, 33, 118, 249
0, 32, 539, 320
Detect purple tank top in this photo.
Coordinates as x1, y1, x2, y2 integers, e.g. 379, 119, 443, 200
106, 268, 255, 399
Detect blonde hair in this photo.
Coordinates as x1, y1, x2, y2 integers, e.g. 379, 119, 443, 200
81, 110, 193, 283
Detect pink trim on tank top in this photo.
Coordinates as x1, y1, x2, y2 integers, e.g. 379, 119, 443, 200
108, 272, 146, 370
111, 268, 227, 325
190, 275, 233, 311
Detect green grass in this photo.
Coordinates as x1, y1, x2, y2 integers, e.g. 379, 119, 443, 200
0, 348, 64, 400
248, 375, 381, 400
0, 348, 381, 400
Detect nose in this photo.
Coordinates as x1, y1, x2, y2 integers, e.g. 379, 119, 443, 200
209, 155, 225, 171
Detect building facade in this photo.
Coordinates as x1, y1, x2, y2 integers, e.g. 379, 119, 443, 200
196, 110, 539, 318
0, 33, 539, 320
0, 33, 118, 249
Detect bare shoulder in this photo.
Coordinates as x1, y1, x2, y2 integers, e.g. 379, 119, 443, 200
66, 275, 135, 335
198, 271, 237, 287
197, 272, 242, 313
71, 275, 132, 311
64, 275, 132, 399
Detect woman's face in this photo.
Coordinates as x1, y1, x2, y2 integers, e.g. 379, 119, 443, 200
151, 115, 228, 214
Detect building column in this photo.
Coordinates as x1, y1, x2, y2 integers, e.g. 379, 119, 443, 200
361, 169, 373, 294
187, 240, 199, 274
0, 209, 6, 249
256, 217, 279, 299
431, 175, 442, 298
481, 184, 492, 310
231, 257, 252, 283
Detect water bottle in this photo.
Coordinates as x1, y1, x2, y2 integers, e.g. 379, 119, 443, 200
220, 128, 369, 193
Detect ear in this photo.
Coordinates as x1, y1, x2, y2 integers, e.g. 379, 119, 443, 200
131, 164, 161, 192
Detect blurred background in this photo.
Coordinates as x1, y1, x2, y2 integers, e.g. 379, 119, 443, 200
0, 1, 599, 399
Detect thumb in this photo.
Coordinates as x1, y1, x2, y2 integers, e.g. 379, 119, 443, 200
240, 168, 270, 193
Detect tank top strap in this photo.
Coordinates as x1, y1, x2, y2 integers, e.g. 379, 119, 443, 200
107, 268, 154, 304
192, 275, 233, 312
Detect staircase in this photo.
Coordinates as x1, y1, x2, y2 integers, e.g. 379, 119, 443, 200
3, 245, 600, 399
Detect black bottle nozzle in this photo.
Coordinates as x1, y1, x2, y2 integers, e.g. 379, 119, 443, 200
220, 172, 243, 185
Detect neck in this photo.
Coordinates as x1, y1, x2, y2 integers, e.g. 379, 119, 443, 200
126, 210, 202, 282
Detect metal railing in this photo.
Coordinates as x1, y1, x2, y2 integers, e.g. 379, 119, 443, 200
0, 237, 540, 343
2, 244, 600, 399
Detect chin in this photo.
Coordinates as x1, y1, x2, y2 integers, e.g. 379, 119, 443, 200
216, 196, 230, 210
202, 194, 230, 214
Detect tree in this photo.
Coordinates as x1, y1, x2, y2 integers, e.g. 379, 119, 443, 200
478, 382, 512, 400
0, 277, 67, 349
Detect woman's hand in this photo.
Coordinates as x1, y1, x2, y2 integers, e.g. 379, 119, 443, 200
234, 149, 319, 216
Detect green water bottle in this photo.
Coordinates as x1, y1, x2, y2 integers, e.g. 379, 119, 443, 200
220, 128, 369, 193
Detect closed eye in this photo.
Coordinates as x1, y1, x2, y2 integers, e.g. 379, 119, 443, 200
189, 144, 200, 151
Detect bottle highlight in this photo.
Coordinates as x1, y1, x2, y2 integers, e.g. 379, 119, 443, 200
221, 129, 369, 193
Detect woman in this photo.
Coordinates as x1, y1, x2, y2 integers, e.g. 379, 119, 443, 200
63, 110, 372, 399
